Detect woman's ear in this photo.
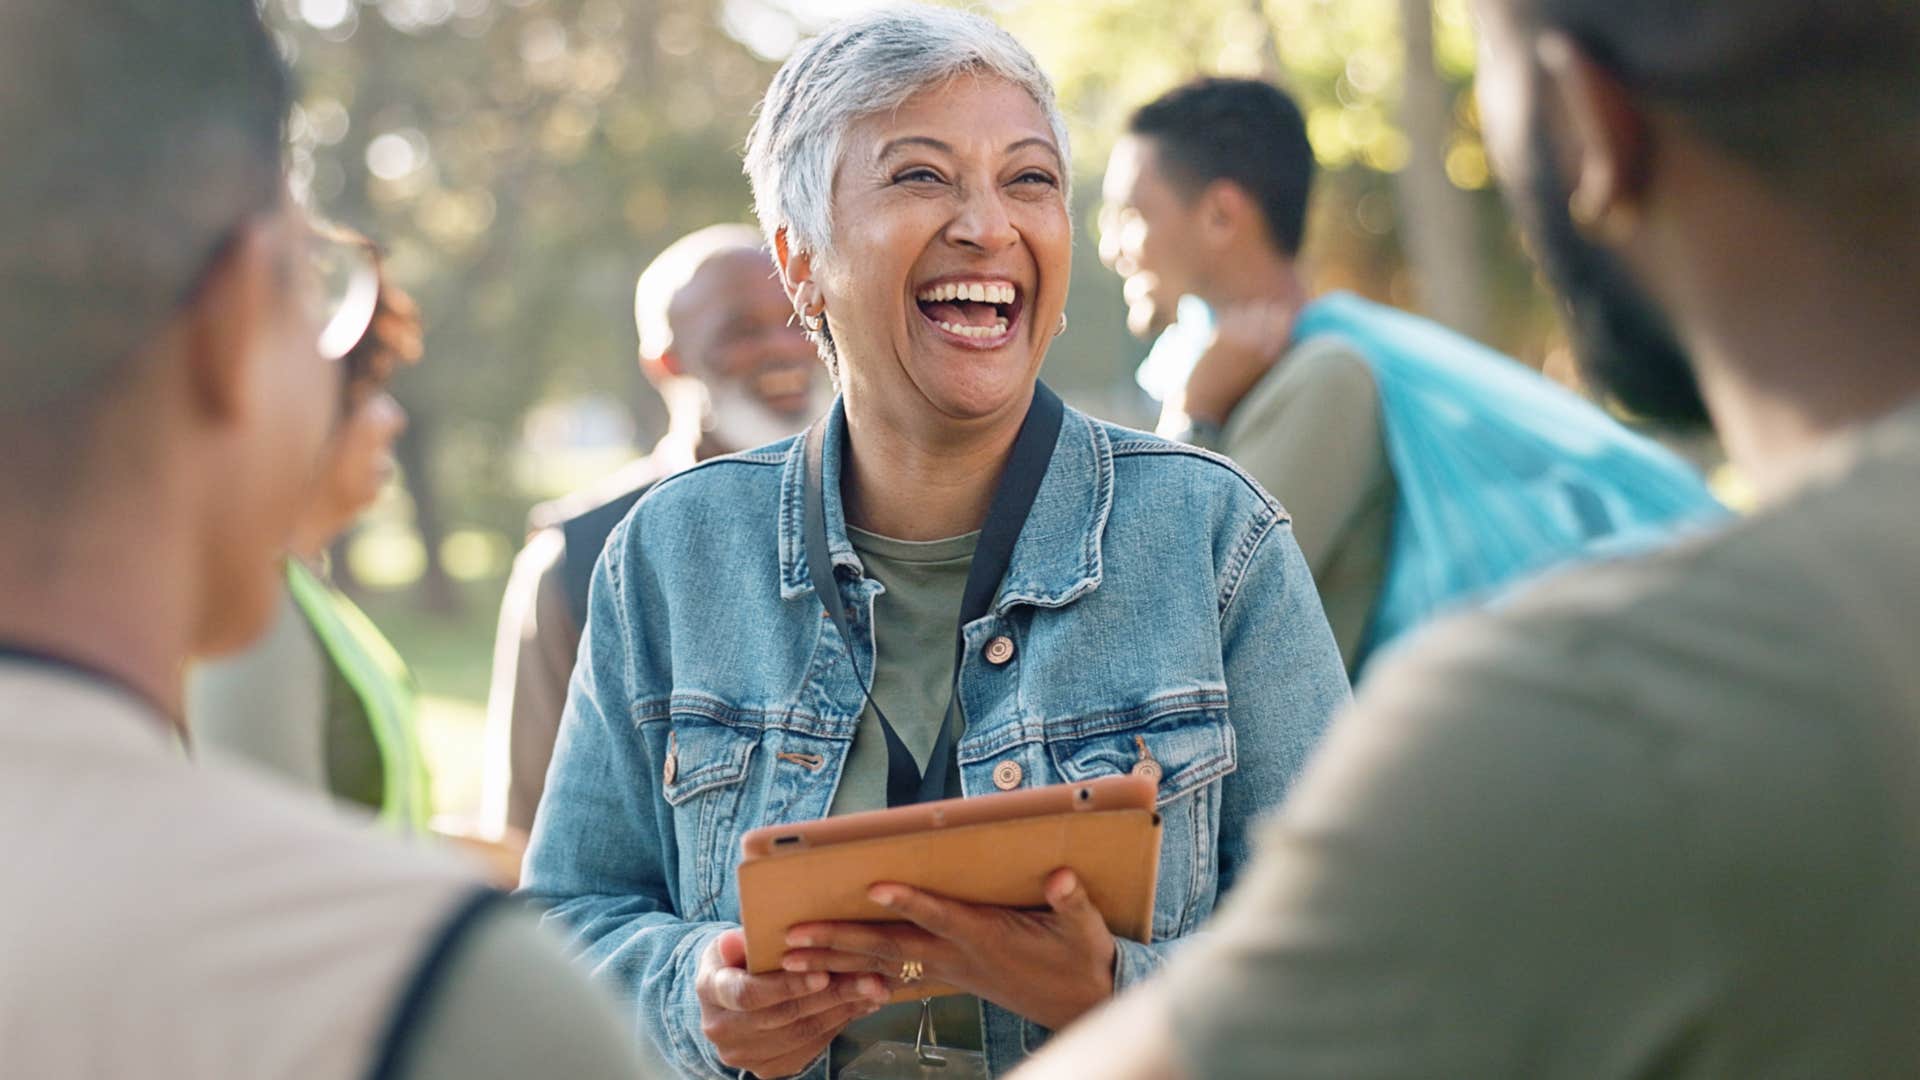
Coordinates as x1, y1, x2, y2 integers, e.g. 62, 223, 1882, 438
772, 227, 823, 318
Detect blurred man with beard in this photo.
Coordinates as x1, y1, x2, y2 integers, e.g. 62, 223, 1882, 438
1017, 0, 1920, 1076
483, 225, 826, 841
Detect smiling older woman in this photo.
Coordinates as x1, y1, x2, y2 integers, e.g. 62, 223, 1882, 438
519, 7, 1349, 1079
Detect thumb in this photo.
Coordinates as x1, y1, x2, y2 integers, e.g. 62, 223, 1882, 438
715, 927, 749, 969
1044, 868, 1100, 926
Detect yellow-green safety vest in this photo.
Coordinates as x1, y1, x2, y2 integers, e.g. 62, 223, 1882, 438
286, 561, 433, 832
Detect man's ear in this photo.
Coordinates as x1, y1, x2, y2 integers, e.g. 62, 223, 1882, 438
641, 346, 685, 383
772, 227, 822, 318
1536, 32, 1652, 236
180, 220, 278, 424
1197, 180, 1259, 252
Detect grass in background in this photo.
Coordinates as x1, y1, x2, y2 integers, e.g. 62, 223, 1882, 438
355, 575, 508, 826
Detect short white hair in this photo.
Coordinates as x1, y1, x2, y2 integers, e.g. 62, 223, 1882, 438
633, 223, 767, 361
743, 4, 1071, 262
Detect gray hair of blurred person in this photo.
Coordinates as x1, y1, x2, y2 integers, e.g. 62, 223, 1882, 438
633, 223, 771, 366
0, 1, 291, 426
742, 4, 1071, 376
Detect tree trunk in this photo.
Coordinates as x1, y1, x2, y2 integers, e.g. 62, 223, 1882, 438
1393, 0, 1489, 339
394, 411, 462, 616
1248, 0, 1282, 82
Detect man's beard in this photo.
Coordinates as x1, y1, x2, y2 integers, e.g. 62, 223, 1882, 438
1513, 124, 1713, 430
702, 376, 830, 453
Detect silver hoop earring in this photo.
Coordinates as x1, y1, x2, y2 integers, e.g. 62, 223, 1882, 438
801, 311, 824, 333
1055, 313, 1068, 338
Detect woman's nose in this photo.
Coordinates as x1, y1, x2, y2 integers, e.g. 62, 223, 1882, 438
946, 187, 1018, 253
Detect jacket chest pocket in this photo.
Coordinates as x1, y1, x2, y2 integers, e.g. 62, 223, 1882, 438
658, 717, 759, 921
1046, 706, 1235, 940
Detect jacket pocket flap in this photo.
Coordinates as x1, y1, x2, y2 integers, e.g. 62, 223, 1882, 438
1046, 704, 1234, 807
661, 718, 758, 806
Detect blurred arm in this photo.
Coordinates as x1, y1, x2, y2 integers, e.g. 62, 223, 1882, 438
481, 528, 577, 836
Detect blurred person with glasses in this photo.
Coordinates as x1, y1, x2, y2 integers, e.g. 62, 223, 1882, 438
188, 230, 437, 830
0, 2, 661, 1076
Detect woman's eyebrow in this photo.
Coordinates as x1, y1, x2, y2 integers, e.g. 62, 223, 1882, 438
1005, 136, 1063, 169
877, 134, 1062, 168
878, 135, 953, 159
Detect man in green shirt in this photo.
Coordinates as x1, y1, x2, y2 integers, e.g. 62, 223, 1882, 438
1101, 81, 1392, 670
1019, 0, 1920, 1076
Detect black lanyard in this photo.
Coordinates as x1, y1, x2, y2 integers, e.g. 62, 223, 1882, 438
803, 383, 1064, 807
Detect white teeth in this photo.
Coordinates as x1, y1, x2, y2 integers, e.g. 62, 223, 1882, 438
916, 281, 1017, 305
935, 318, 1011, 340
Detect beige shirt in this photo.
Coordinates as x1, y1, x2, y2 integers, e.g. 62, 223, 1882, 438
1164, 397, 1920, 1077
1, 664, 658, 1079
1215, 337, 1393, 671
483, 526, 577, 835
483, 454, 685, 836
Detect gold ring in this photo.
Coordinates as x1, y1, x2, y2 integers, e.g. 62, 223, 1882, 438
898, 959, 924, 984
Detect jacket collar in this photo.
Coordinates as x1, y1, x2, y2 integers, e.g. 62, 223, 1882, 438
778, 394, 1112, 613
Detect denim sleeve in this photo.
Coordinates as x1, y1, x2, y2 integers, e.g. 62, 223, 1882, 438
1112, 511, 1351, 992
516, 519, 738, 1080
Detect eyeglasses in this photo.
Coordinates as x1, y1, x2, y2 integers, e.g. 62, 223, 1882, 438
307, 225, 381, 363
173, 212, 382, 364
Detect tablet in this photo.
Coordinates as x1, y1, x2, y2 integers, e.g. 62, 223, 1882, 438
737, 774, 1162, 1000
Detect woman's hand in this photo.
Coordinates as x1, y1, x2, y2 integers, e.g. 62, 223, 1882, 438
779, 868, 1117, 1032
697, 928, 892, 1078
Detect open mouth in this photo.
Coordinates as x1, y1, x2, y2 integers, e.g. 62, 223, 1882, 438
914, 278, 1024, 348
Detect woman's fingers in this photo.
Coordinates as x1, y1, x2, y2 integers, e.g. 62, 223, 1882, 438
743, 973, 889, 1030
868, 883, 985, 941
742, 997, 892, 1079
702, 963, 830, 1013
778, 948, 898, 975
1043, 868, 1104, 930
783, 920, 938, 961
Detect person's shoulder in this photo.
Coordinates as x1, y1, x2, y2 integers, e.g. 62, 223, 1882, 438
1096, 415, 1282, 518
526, 456, 672, 534
626, 437, 794, 518
393, 904, 667, 1079
1361, 474, 1913, 745
0, 721, 485, 1073
1244, 333, 1379, 418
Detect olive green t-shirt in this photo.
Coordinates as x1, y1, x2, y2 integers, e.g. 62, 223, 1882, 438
1163, 397, 1920, 1077
830, 526, 985, 1068
1209, 337, 1395, 674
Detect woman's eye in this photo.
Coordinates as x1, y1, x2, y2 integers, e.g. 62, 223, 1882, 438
894, 167, 943, 184
1014, 170, 1059, 188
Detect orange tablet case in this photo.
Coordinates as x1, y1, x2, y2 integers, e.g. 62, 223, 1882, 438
737, 775, 1163, 1001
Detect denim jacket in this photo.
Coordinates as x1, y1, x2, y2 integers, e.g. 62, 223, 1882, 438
521, 401, 1350, 1078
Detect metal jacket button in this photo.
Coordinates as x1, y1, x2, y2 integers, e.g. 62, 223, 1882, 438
984, 635, 1016, 666
992, 760, 1023, 790
1131, 736, 1162, 784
